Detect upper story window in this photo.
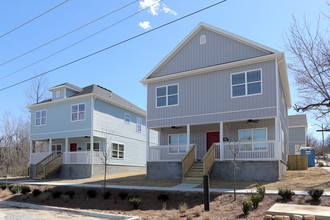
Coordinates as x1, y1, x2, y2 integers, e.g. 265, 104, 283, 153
124, 113, 131, 123
232, 69, 262, 97
36, 110, 47, 126
238, 128, 267, 151
72, 103, 85, 122
136, 117, 142, 132
156, 84, 178, 108
200, 35, 206, 45
55, 91, 60, 98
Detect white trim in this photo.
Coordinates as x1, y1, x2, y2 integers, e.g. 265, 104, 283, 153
124, 113, 131, 124
220, 122, 224, 160
288, 125, 308, 129
238, 127, 268, 152
30, 129, 91, 136
55, 90, 61, 98
48, 84, 82, 92
35, 109, 47, 127
147, 106, 277, 122
111, 142, 125, 160
155, 83, 179, 108
230, 68, 263, 98
141, 22, 279, 82
136, 117, 142, 132
71, 102, 86, 122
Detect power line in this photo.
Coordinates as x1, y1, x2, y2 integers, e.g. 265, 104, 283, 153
0, 0, 70, 39
0, 0, 228, 92
0, 0, 138, 68
0, 0, 163, 80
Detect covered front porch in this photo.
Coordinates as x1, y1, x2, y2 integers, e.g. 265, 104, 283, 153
146, 117, 285, 182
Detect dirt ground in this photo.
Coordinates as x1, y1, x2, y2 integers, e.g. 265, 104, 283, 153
0, 185, 329, 219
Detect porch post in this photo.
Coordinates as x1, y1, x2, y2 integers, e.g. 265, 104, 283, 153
29, 140, 33, 165
187, 124, 190, 148
146, 128, 150, 162
49, 138, 52, 155
274, 117, 280, 160
220, 122, 224, 160
90, 135, 94, 165
65, 137, 68, 164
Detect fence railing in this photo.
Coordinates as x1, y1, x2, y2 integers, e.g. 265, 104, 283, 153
182, 145, 196, 180
44, 153, 63, 178
149, 144, 193, 162
65, 152, 91, 164
203, 143, 215, 175
218, 141, 275, 160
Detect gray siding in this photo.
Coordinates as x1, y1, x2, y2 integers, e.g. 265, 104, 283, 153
152, 28, 270, 78
288, 127, 306, 155
159, 119, 275, 159
278, 73, 288, 162
147, 61, 277, 128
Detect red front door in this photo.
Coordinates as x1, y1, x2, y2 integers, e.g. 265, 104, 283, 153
70, 143, 77, 152
206, 132, 220, 151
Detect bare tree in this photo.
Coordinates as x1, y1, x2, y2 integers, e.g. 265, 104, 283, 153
228, 141, 240, 201
25, 75, 49, 105
285, 16, 330, 127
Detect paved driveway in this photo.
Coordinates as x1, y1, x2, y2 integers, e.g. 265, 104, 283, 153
0, 204, 105, 220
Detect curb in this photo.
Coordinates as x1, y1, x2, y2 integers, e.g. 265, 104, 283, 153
0, 200, 139, 220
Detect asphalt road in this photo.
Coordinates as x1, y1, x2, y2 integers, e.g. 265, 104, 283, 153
0, 204, 106, 220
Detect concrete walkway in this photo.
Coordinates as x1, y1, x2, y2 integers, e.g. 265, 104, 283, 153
1, 180, 329, 196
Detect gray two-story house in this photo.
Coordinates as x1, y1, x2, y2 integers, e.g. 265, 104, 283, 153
141, 23, 291, 182
28, 83, 158, 179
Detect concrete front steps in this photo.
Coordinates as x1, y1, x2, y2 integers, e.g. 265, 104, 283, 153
182, 162, 204, 183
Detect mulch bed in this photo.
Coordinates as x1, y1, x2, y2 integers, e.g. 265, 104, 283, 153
1, 184, 330, 219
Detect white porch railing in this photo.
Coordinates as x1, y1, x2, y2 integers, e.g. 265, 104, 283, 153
149, 144, 194, 162
215, 140, 275, 160
31, 152, 49, 164
65, 152, 90, 164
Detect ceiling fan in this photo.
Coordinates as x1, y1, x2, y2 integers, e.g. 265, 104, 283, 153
171, 126, 183, 129
246, 119, 259, 124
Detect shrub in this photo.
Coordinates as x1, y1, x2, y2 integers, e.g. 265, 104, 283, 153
319, 162, 324, 167
256, 184, 265, 199
242, 200, 253, 215
128, 195, 142, 209
157, 192, 169, 202
86, 189, 97, 198
119, 191, 128, 200
103, 191, 112, 200
0, 184, 7, 190
10, 185, 21, 194
179, 203, 188, 213
195, 208, 202, 217
64, 191, 75, 199
32, 189, 42, 197
40, 192, 51, 202
308, 188, 324, 201
278, 189, 295, 200
52, 190, 62, 199
251, 193, 262, 208
20, 186, 31, 195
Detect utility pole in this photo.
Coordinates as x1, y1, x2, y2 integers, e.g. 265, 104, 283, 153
316, 125, 330, 160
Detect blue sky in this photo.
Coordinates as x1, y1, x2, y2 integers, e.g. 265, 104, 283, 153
0, 0, 328, 139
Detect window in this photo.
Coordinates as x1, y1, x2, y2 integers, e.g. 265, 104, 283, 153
156, 84, 178, 107
52, 144, 62, 154
86, 142, 100, 151
72, 103, 85, 121
136, 117, 142, 132
124, 113, 131, 123
36, 110, 47, 126
112, 143, 124, 159
56, 91, 60, 98
200, 35, 206, 45
238, 128, 267, 151
169, 134, 187, 153
232, 69, 262, 97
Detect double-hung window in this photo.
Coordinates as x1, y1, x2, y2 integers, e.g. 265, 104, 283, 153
239, 128, 267, 151
136, 117, 142, 132
168, 134, 187, 153
72, 103, 85, 121
36, 110, 47, 126
124, 113, 131, 123
232, 69, 262, 97
87, 142, 100, 151
112, 143, 124, 159
156, 84, 178, 107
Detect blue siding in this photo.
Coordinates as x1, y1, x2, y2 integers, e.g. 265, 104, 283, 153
151, 28, 270, 78
30, 98, 92, 140
52, 89, 65, 101
66, 89, 77, 98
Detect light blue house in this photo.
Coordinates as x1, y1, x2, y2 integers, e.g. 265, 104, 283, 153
28, 83, 158, 179
141, 23, 291, 182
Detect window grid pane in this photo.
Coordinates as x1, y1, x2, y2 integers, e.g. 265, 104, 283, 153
156, 85, 178, 107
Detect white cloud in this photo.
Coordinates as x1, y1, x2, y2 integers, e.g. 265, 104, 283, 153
139, 21, 151, 30
139, 0, 160, 16
162, 3, 177, 16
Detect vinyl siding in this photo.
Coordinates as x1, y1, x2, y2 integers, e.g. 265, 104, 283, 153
288, 127, 306, 155
30, 98, 92, 140
147, 60, 277, 128
278, 73, 289, 162
151, 28, 270, 78
93, 99, 158, 166
52, 89, 65, 101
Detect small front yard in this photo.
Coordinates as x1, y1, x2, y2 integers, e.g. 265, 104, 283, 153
0, 184, 329, 219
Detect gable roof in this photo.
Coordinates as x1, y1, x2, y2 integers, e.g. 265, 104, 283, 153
142, 22, 279, 81
28, 84, 145, 116
140, 22, 292, 108
48, 82, 82, 92
288, 114, 308, 127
